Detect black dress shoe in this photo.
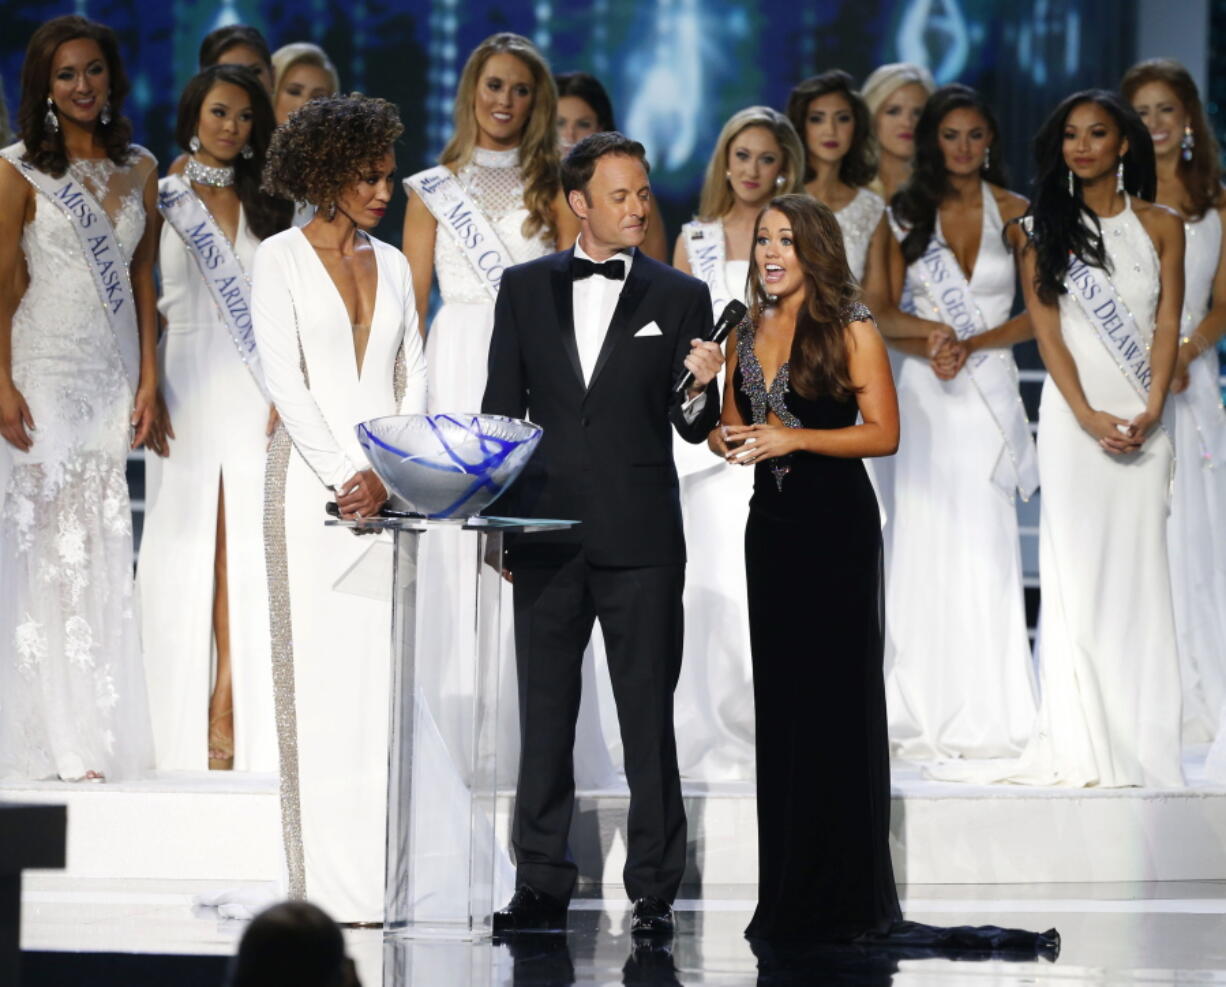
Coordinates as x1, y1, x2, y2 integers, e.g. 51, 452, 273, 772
630, 896, 675, 937
492, 885, 569, 934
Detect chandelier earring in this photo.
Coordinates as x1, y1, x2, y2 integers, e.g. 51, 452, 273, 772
99, 92, 111, 127
241, 143, 254, 160
1181, 124, 1195, 162
44, 96, 59, 134
982, 146, 991, 171
189, 135, 201, 154
1116, 158, 1125, 194
1067, 169, 1075, 197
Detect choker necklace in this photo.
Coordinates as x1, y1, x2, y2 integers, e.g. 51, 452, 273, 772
185, 156, 235, 188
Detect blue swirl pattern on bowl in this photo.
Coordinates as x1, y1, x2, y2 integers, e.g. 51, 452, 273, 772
356, 413, 543, 519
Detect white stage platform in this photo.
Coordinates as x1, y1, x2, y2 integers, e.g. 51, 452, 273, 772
4, 748, 1224, 888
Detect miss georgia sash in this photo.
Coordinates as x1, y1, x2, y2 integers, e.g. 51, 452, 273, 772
682, 219, 734, 314
900, 225, 1041, 498
404, 165, 515, 302
158, 174, 269, 401
1, 141, 140, 395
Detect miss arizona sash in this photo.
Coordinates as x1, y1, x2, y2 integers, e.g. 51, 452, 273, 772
404, 166, 515, 302
1, 142, 140, 395
682, 219, 734, 313
158, 175, 269, 401
898, 224, 1040, 498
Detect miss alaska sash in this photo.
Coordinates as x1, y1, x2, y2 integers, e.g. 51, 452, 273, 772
1, 142, 140, 395
682, 219, 734, 313
404, 166, 515, 302
158, 174, 269, 401
896, 221, 1040, 498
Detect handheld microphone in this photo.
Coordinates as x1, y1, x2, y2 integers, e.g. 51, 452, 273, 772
673, 299, 748, 394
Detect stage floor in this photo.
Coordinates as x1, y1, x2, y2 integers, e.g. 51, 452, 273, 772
18, 876, 1226, 985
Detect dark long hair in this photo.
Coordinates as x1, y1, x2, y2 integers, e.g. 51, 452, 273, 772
786, 70, 876, 187
555, 72, 615, 131
1121, 59, 1223, 221
199, 24, 273, 74
175, 65, 292, 240
748, 194, 862, 402
1028, 89, 1156, 305
18, 15, 134, 177
892, 84, 1009, 264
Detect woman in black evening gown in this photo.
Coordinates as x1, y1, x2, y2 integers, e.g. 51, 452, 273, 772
714, 194, 1058, 957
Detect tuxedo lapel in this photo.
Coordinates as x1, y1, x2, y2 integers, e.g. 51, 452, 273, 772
550, 251, 585, 389
585, 259, 650, 395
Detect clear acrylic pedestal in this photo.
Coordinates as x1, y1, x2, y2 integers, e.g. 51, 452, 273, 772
327, 516, 575, 942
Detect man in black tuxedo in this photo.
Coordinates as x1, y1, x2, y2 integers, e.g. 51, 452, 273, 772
482, 132, 723, 937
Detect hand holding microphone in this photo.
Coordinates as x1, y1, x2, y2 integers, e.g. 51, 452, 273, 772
675, 300, 748, 395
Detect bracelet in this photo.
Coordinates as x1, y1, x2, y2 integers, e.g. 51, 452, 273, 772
1183, 332, 1211, 357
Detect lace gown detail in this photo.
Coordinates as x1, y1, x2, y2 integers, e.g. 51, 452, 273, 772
836, 188, 885, 282
0, 147, 155, 781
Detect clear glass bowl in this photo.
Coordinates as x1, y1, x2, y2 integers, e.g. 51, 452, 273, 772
355, 413, 543, 519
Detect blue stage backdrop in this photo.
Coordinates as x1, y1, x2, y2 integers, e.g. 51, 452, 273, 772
2, 0, 1142, 242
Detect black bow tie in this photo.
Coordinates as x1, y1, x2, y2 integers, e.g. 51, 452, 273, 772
571, 256, 626, 281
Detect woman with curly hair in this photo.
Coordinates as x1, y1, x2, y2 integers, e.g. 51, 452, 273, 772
1123, 60, 1226, 752
402, 32, 579, 414
252, 93, 427, 922
862, 84, 1038, 762
137, 65, 292, 775
0, 15, 157, 782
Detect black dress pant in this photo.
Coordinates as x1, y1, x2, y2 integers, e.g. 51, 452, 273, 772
510, 548, 686, 903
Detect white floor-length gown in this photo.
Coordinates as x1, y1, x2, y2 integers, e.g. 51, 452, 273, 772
937, 199, 1183, 788
252, 227, 427, 922
884, 187, 1037, 761
0, 145, 155, 782
139, 195, 275, 772
1169, 208, 1226, 743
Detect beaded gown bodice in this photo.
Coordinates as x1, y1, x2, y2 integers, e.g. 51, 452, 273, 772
836, 188, 886, 282
433, 146, 553, 305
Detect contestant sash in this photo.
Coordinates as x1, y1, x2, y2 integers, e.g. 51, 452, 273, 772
157, 174, 270, 401
905, 233, 1040, 499
682, 219, 734, 314
404, 166, 514, 302
1, 142, 140, 395
1064, 254, 1157, 399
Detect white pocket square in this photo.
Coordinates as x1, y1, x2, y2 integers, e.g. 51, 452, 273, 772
634, 321, 663, 337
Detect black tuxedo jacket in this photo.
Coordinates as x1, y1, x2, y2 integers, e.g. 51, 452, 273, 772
482, 247, 719, 568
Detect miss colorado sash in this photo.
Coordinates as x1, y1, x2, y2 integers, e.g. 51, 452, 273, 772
158, 174, 269, 401
1, 142, 140, 395
902, 230, 1040, 498
682, 220, 734, 313
404, 166, 514, 302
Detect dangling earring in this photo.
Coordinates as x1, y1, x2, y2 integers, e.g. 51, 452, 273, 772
99, 91, 111, 127
44, 96, 59, 134
241, 144, 254, 160
982, 146, 991, 172
189, 135, 201, 154
1181, 124, 1195, 162
1116, 158, 1125, 194
1067, 169, 1075, 197
325, 202, 337, 221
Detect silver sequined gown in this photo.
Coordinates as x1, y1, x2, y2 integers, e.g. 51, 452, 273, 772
0, 144, 155, 781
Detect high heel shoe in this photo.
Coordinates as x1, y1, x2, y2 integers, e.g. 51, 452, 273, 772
209, 708, 235, 771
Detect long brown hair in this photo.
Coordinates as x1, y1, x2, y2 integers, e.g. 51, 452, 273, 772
440, 33, 561, 245
748, 194, 862, 401
1120, 58, 1223, 221
18, 15, 134, 177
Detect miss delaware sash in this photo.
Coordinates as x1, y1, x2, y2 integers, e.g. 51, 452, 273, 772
404, 166, 514, 302
904, 232, 1040, 499
157, 174, 269, 401
1, 142, 140, 395
682, 219, 734, 313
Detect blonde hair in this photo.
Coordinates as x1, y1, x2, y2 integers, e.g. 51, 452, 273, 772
272, 43, 340, 100
861, 62, 936, 118
696, 106, 806, 222
440, 32, 561, 245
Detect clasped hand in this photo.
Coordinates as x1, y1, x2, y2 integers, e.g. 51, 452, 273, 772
335, 469, 388, 519
720, 423, 798, 464
928, 327, 968, 381
683, 338, 724, 395
1081, 408, 1157, 455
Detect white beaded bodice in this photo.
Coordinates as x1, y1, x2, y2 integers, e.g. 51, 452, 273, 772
433, 146, 552, 305
836, 187, 885, 282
